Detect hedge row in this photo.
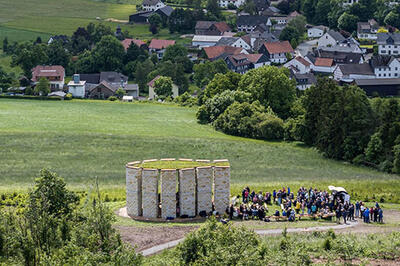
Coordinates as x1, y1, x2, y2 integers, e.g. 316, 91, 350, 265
0, 95, 62, 101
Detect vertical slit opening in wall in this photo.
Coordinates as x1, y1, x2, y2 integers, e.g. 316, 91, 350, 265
157, 169, 161, 218
176, 170, 180, 218
195, 167, 198, 216
139, 168, 143, 216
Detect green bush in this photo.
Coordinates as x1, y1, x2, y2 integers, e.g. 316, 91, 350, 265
214, 101, 284, 140
65, 93, 72, 100
175, 217, 267, 265
108, 96, 118, 101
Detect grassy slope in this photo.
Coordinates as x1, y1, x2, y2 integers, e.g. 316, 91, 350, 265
0, 99, 399, 201
0, 0, 188, 43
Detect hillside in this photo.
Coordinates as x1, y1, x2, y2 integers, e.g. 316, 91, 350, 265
1, 99, 399, 201
0, 0, 145, 42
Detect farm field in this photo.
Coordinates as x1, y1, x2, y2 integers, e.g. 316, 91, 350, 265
1, 99, 399, 202
0, 0, 186, 43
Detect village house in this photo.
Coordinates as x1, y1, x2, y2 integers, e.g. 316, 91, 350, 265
218, 0, 245, 8
225, 53, 269, 74
129, 11, 153, 23
141, 0, 165, 11
31, 65, 65, 91
148, 75, 179, 100
284, 56, 311, 74
67, 74, 86, 98
307, 25, 328, 39
203, 45, 248, 61
224, 54, 253, 74
357, 19, 379, 40
87, 81, 120, 99
333, 63, 375, 83
247, 32, 278, 51
319, 38, 363, 54
290, 72, 317, 90
306, 57, 335, 74
195, 21, 232, 36
129, 4, 172, 23
216, 36, 252, 50
318, 30, 346, 47
124, 84, 140, 98
370, 55, 400, 78
192, 35, 223, 48
258, 41, 294, 64
121, 38, 147, 51
79, 71, 129, 97
377, 33, 400, 56
148, 39, 175, 59
237, 15, 269, 32
306, 49, 364, 66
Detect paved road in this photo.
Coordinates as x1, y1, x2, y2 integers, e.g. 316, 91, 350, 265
296, 39, 318, 57
139, 220, 358, 256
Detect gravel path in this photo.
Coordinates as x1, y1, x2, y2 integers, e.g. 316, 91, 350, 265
117, 207, 400, 256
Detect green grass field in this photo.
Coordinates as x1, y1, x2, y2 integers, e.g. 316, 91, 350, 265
0, 0, 190, 43
1, 99, 399, 202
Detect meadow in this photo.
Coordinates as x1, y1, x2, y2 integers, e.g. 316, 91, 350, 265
0, 98, 399, 202
0, 0, 189, 43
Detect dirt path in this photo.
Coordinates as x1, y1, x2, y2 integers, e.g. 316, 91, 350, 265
116, 207, 400, 256
116, 225, 197, 252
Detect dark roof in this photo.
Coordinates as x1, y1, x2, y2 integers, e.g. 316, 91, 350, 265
195, 21, 215, 30
225, 54, 252, 67
156, 5, 173, 16
327, 30, 346, 42
100, 72, 128, 84
312, 49, 363, 64
80, 73, 100, 84
370, 55, 393, 68
355, 78, 400, 86
253, 0, 270, 11
338, 63, 374, 75
262, 6, 280, 16
293, 72, 317, 85
142, 0, 161, 5
377, 33, 400, 45
237, 15, 268, 27
80, 72, 127, 85
216, 37, 238, 46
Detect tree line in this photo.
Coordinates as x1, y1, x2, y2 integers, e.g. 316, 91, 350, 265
196, 66, 400, 174
277, 0, 400, 34
2, 23, 197, 94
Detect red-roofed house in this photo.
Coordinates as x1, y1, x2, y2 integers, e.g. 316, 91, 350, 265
203, 46, 248, 61
121, 38, 147, 51
258, 41, 294, 63
311, 57, 336, 73
147, 75, 179, 100
284, 56, 311, 74
31, 65, 65, 91
149, 39, 175, 59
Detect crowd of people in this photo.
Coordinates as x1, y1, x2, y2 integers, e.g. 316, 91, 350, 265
224, 186, 384, 224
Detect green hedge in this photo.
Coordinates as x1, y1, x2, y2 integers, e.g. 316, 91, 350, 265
0, 95, 62, 101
